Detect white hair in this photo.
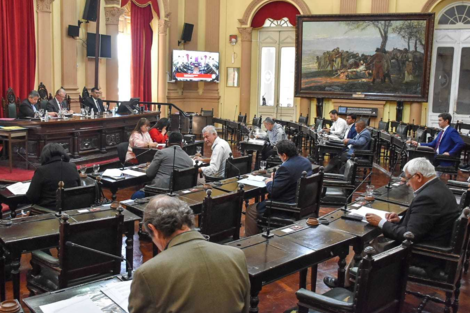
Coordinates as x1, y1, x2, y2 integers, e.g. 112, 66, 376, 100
202, 125, 217, 135
403, 157, 436, 178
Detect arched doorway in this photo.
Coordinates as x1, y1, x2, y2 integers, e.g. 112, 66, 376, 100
428, 2, 470, 126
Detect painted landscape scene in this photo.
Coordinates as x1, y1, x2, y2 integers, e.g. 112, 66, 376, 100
300, 19, 428, 97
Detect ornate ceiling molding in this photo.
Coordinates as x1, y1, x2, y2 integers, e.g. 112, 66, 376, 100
104, 0, 121, 6
238, 0, 311, 26
37, 0, 55, 13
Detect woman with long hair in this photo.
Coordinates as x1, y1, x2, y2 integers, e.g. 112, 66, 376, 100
126, 118, 158, 162
26, 143, 81, 210
149, 118, 169, 143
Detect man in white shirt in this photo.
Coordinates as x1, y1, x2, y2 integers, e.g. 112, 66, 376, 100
324, 109, 347, 138
46, 89, 73, 113
196, 125, 232, 179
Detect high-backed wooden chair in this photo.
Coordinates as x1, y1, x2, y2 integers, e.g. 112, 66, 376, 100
321, 159, 357, 206
251, 115, 262, 128
4, 87, 18, 118
200, 108, 214, 117
237, 113, 247, 124
145, 166, 199, 196
378, 118, 389, 132
298, 113, 308, 125
296, 232, 414, 313
200, 186, 244, 243
224, 154, 252, 179
27, 209, 125, 294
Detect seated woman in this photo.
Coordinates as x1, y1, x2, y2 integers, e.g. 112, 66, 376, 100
126, 117, 158, 163
26, 143, 81, 211
149, 118, 169, 143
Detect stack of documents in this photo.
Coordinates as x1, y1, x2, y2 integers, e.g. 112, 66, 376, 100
102, 169, 124, 179
350, 206, 388, 222
121, 169, 146, 177
6, 182, 30, 195
39, 295, 103, 313
101, 281, 133, 313
248, 139, 266, 145
238, 175, 267, 188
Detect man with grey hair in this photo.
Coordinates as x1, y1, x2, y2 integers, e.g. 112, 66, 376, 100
366, 157, 459, 246
196, 125, 232, 179
19, 90, 58, 119
256, 117, 287, 160
47, 88, 73, 113
128, 195, 250, 313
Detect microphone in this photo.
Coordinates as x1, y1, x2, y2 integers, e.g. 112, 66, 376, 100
385, 147, 400, 190
262, 160, 277, 239
167, 146, 177, 196
342, 169, 374, 213
66, 241, 133, 280
227, 152, 241, 179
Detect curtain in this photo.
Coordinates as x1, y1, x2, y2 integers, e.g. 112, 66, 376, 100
130, 2, 153, 102
121, 0, 160, 18
251, 1, 300, 28
0, 0, 36, 117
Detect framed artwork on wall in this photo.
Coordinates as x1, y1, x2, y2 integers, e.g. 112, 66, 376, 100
295, 13, 435, 102
227, 67, 240, 87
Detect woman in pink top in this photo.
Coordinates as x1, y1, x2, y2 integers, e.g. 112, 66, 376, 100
126, 118, 158, 162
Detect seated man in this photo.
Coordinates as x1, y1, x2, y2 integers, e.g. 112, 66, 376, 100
411, 113, 464, 166
245, 140, 313, 236
324, 157, 460, 288
323, 109, 347, 138
343, 113, 357, 140
19, 90, 57, 119
132, 132, 194, 199
256, 117, 287, 160
325, 120, 371, 173
46, 88, 73, 113
84, 87, 106, 114
129, 195, 250, 313
196, 125, 231, 180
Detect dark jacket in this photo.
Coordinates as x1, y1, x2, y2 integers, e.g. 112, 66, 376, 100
420, 126, 465, 157
382, 178, 460, 247
84, 96, 105, 113
46, 97, 68, 113
346, 123, 357, 139
18, 99, 39, 119
258, 155, 313, 214
26, 156, 81, 210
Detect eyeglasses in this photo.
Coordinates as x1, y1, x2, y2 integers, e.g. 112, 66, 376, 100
404, 173, 417, 184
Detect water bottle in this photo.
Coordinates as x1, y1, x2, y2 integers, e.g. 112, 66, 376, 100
45, 110, 49, 121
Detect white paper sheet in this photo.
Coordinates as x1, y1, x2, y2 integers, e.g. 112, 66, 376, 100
246, 175, 266, 182
102, 169, 123, 178
121, 169, 146, 177
120, 199, 134, 205
248, 139, 266, 145
6, 182, 30, 195
237, 178, 266, 188
352, 206, 388, 222
39, 295, 103, 313
100, 281, 133, 313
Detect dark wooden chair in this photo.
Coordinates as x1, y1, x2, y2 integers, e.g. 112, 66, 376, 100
117, 141, 129, 166
238, 113, 247, 124
145, 166, 199, 196
200, 186, 244, 243
298, 113, 308, 125
435, 154, 461, 180
296, 232, 414, 313
251, 114, 262, 128
258, 169, 324, 230
27, 209, 125, 294
79, 87, 90, 109
200, 108, 214, 117
352, 137, 376, 184
313, 117, 324, 132
321, 159, 357, 206
4, 87, 18, 118
406, 208, 470, 313
133, 147, 158, 164
225, 154, 252, 179
395, 122, 409, 139
378, 118, 389, 132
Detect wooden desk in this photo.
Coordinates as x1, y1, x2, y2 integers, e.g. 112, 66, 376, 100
316, 142, 344, 163
374, 183, 415, 207
0, 207, 140, 301
133, 141, 205, 164
0, 128, 28, 172
23, 276, 125, 313
0, 112, 159, 164
227, 224, 355, 313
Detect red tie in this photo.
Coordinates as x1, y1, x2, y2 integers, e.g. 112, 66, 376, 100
436, 131, 444, 152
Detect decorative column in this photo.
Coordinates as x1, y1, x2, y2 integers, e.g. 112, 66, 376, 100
37, 0, 55, 91
105, 5, 125, 101
371, 0, 390, 13
238, 27, 253, 119
61, 0, 80, 109
340, 0, 357, 13
410, 102, 422, 125
157, 19, 170, 103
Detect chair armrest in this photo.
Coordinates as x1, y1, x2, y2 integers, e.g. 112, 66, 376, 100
323, 180, 355, 189
296, 289, 354, 312
323, 173, 345, 180
412, 244, 459, 260
269, 201, 297, 210
448, 180, 469, 188
435, 155, 460, 162
353, 150, 374, 155
31, 250, 60, 268
29, 205, 56, 215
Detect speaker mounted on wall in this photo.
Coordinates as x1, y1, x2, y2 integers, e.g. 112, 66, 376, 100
83, 0, 98, 22
68, 25, 80, 38
178, 23, 194, 46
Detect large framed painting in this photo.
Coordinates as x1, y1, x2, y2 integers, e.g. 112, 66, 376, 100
295, 13, 435, 102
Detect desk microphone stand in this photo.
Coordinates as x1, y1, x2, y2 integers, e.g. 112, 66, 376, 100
168, 146, 177, 196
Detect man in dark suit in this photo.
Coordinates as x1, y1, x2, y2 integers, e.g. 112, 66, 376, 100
84, 87, 106, 114
19, 90, 57, 119
46, 89, 72, 113
411, 113, 464, 166
343, 113, 357, 140
245, 140, 313, 236
324, 157, 460, 288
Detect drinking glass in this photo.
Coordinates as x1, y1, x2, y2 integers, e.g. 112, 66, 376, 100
366, 185, 375, 198
79, 165, 87, 175
39, 109, 44, 117
93, 164, 100, 175
86, 107, 91, 116
196, 146, 202, 156
406, 136, 412, 147
260, 160, 267, 170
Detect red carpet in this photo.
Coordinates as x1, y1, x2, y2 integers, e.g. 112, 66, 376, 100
79, 157, 119, 168
0, 166, 34, 182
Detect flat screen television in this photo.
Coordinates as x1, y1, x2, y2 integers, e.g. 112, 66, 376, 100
172, 50, 219, 82
87, 33, 111, 58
